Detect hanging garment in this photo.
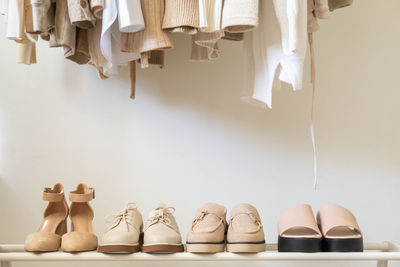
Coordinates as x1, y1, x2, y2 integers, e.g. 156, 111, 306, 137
328, 0, 353, 11
88, 19, 107, 77
67, 28, 91, 64
52, 0, 79, 61
198, 0, 223, 32
242, 0, 307, 108
1, 0, 8, 15
67, 0, 96, 29
191, 0, 223, 61
307, 0, 320, 32
314, 0, 330, 19
190, 31, 222, 61
25, 0, 54, 34
162, 0, 200, 34
90, 0, 104, 19
120, 0, 173, 68
221, 0, 259, 33
6, 0, 24, 41
118, 0, 145, 32
222, 32, 243, 41
4, 0, 37, 64
100, 0, 143, 75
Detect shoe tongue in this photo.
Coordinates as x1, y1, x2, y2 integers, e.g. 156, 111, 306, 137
230, 203, 260, 219
147, 204, 171, 219
196, 203, 226, 218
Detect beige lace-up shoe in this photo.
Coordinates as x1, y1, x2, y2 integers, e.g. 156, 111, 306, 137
98, 203, 143, 253
142, 204, 184, 253
186, 203, 227, 253
226, 203, 266, 252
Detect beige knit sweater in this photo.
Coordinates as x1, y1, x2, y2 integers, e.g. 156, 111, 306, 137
163, 0, 200, 34
120, 0, 173, 67
221, 0, 259, 33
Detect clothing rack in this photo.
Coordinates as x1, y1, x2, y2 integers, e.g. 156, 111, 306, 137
1, 242, 399, 267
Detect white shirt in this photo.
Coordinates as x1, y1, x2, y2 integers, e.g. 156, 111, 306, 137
100, 0, 144, 76
242, 0, 307, 108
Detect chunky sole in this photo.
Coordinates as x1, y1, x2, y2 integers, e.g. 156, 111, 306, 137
98, 244, 140, 253
278, 236, 322, 253
226, 242, 266, 253
186, 242, 225, 253
142, 244, 184, 253
323, 237, 363, 252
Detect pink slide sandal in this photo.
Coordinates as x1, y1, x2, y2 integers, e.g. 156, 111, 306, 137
317, 204, 363, 252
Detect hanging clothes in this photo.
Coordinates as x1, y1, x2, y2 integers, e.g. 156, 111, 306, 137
90, 0, 104, 19
67, 0, 96, 29
163, 0, 200, 35
120, 0, 173, 68
328, 0, 353, 11
190, 0, 223, 61
242, 0, 307, 109
26, 0, 54, 34
221, 0, 259, 33
100, 0, 144, 75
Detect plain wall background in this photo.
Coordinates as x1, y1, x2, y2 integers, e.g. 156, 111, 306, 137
1, 0, 399, 266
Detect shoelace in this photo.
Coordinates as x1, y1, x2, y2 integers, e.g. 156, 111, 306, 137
146, 206, 176, 231
105, 207, 138, 232
229, 212, 262, 234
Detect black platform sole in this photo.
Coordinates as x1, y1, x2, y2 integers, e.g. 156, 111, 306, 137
278, 236, 322, 253
323, 237, 364, 252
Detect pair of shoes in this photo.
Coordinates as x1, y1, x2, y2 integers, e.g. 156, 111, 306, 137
98, 203, 184, 253
278, 204, 363, 253
186, 203, 265, 253
24, 183, 97, 253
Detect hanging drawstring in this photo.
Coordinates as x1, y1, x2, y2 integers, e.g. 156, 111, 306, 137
308, 32, 318, 190
130, 60, 136, 99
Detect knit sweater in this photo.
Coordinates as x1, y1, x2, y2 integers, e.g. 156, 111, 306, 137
163, 0, 200, 34
221, 0, 259, 33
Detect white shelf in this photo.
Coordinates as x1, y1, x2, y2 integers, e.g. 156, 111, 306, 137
1, 242, 399, 267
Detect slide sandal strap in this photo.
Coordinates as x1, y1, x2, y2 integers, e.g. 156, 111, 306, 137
278, 204, 321, 237
317, 204, 362, 237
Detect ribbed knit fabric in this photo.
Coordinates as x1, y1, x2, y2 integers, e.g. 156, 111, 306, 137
148, 50, 165, 68
88, 20, 107, 75
120, 0, 173, 54
16, 41, 36, 65
162, 0, 200, 35
328, 0, 353, 11
198, 0, 223, 32
221, 0, 258, 33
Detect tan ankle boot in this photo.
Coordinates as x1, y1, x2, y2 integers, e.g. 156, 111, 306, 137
61, 183, 98, 252
25, 183, 69, 252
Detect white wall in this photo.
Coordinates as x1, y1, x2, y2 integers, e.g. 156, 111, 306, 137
1, 1, 400, 267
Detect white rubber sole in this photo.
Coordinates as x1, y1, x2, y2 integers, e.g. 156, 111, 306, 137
226, 243, 266, 253
186, 243, 225, 253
